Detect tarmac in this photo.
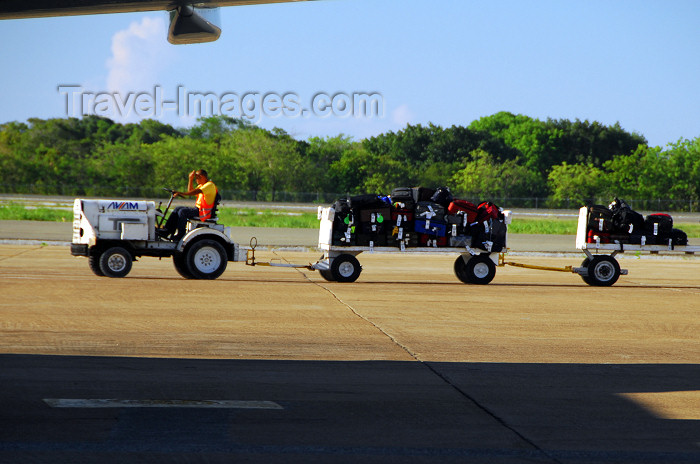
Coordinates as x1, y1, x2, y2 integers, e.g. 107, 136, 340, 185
0, 220, 699, 463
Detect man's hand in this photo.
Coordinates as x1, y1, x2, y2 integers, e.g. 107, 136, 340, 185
188, 170, 196, 180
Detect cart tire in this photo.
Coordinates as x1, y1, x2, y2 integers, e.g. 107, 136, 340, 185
455, 254, 496, 285
453, 255, 471, 284
185, 239, 228, 280
173, 252, 194, 279
586, 255, 620, 287
319, 269, 336, 282
89, 254, 105, 277
98, 246, 132, 278
580, 258, 594, 285
330, 254, 362, 283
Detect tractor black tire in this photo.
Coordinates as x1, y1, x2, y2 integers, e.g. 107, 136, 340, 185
89, 255, 105, 277
185, 239, 228, 280
329, 254, 362, 283
98, 246, 132, 278
173, 252, 194, 279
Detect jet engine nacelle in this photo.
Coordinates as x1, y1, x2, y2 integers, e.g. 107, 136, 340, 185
168, 5, 221, 44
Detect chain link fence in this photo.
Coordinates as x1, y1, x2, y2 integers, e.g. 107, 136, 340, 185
1, 185, 698, 212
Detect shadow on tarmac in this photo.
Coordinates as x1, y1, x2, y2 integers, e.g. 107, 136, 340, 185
0, 354, 698, 464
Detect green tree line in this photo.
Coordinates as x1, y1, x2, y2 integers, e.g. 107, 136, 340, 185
1, 112, 698, 210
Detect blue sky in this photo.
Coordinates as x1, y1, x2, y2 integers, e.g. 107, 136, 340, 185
1, 0, 698, 147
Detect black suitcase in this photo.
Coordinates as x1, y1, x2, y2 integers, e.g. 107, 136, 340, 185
356, 233, 387, 247
415, 201, 445, 221
412, 187, 436, 203
671, 228, 688, 246
430, 186, 454, 208
349, 194, 386, 210
390, 187, 415, 208
645, 213, 673, 239
588, 205, 614, 233
612, 208, 645, 234
471, 218, 507, 253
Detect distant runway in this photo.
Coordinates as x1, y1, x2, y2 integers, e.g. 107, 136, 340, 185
0, 244, 699, 463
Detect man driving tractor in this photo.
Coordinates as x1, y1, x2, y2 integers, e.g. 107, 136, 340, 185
159, 169, 218, 241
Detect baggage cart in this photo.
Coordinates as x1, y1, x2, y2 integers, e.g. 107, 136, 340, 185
311, 206, 512, 284
572, 206, 699, 286
503, 206, 699, 286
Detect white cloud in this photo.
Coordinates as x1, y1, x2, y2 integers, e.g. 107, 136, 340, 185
106, 15, 173, 95
391, 104, 416, 127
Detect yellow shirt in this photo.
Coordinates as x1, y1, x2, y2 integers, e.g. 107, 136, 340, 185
195, 181, 218, 211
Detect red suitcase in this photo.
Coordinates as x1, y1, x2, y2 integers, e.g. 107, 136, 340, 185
447, 200, 478, 223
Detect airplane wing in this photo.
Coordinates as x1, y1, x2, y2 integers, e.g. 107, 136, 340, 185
0, 1, 315, 44
0, 1, 311, 19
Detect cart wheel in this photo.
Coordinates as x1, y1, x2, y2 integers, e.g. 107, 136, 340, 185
318, 269, 336, 282
580, 258, 594, 285
173, 252, 194, 279
453, 255, 471, 284
330, 254, 362, 283
185, 239, 228, 280
98, 246, 132, 278
455, 254, 496, 285
586, 255, 620, 287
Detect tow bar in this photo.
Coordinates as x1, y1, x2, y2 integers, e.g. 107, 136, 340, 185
245, 237, 320, 271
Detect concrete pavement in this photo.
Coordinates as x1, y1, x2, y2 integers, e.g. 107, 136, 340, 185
0, 244, 698, 463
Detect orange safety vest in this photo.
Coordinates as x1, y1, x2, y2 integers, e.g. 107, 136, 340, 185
195, 182, 218, 220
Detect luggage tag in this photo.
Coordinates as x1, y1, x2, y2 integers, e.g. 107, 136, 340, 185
452, 224, 457, 236
400, 240, 406, 252
396, 214, 402, 227
426, 219, 431, 229
483, 220, 490, 234
398, 227, 404, 240
369, 240, 374, 252
598, 218, 604, 231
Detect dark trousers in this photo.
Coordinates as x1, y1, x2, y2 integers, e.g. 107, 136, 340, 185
164, 206, 198, 239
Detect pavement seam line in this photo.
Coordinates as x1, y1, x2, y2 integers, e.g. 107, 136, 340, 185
272, 251, 420, 359
0, 245, 45, 262
421, 362, 563, 464
275, 251, 562, 464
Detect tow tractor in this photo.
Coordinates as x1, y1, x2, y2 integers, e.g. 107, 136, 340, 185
71, 189, 244, 279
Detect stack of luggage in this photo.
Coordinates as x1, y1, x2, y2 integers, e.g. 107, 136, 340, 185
586, 198, 688, 246
331, 187, 507, 252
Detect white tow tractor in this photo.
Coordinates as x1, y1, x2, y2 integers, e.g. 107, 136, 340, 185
71, 189, 244, 279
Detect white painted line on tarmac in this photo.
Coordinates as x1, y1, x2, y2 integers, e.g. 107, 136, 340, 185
43, 398, 283, 409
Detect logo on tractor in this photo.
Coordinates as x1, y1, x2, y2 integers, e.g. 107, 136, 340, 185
106, 201, 140, 211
